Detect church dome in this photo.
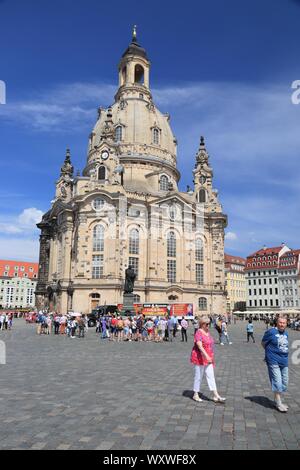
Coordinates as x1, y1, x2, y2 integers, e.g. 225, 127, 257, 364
84, 28, 178, 182
91, 96, 177, 167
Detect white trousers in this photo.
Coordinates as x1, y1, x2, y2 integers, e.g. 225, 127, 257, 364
193, 364, 217, 393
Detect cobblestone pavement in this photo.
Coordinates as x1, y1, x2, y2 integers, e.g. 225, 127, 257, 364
0, 319, 299, 450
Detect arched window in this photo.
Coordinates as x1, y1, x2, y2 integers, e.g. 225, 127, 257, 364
198, 297, 207, 311
198, 189, 206, 203
134, 64, 144, 83
129, 228, 139, 255
167, 231, 176, 257
160, 175, 168, 191
153, 128, 160, 145
168, 295, 178, 301
115, 125, 122, 142
91, 293, 100, 299
98, 166, 106, 181
93, 225, 104, 252
195, 239, 203, 262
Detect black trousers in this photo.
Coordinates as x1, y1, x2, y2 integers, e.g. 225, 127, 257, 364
247, 332, 255, 342
54, 322, 60, 335
181, 328, 187, 342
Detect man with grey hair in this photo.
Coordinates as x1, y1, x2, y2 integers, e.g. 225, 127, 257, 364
261, 315, 289, 412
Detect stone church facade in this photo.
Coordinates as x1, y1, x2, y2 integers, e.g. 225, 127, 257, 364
36, 30, 228, 315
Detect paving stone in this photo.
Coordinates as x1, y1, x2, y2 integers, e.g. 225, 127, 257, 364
0, 320, 300, 450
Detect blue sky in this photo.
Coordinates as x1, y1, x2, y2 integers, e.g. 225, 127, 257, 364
0, 0, 300, 261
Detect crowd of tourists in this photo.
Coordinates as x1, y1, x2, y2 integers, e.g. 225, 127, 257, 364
34, 312, 88, 337
32, 311, 196, 342
95, 314, 193, 342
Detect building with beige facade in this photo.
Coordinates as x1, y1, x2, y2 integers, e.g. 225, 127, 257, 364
35, 29, 228, 315
224, 254, 246, 314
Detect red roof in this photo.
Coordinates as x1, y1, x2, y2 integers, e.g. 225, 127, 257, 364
0, 260, 38, 279
279, 249, 300, 270
225, 254, 246, 266
248, 246, 283, 258
245, 246, 283, 271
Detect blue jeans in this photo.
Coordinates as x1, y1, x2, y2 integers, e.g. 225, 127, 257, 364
267, 363, 289, 393
221, 332, 230, 344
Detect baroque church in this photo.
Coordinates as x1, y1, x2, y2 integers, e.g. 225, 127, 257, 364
36, 29, 228, 315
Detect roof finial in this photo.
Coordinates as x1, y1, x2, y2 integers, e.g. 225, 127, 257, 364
132, 24, 137, 43
200, 136, 205, 147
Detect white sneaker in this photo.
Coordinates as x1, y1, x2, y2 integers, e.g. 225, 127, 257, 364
275, 402, 288, 413
220, 343, 224, 346
229, 342, 232, 345
193, 392, 203, 402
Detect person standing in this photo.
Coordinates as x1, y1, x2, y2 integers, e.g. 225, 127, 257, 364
265, 316, 270, 330
192, 317, 199, 334
181, 318, 188, 342
8, 313, 13, 330
101, 316, 107, 339
78, 317, 85, 338
54, 313, 60, 335
167, 317, 173, 342
190, 316, 226, 403
261, 315, 289, 412
247, 319, 255, 343
172, 316, 178, 338
70, 318, 77, 338
116, 317, 124, 342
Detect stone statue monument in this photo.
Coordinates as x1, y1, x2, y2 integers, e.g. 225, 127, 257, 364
124, 265, 136, 293
122, 265, 136, 316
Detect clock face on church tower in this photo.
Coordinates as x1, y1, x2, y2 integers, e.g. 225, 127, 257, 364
200, 175, 206, 184
101, 150, 109, 161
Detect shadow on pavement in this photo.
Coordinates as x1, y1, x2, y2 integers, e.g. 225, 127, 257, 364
244, 395, 275, 409
182, 390, 211, 402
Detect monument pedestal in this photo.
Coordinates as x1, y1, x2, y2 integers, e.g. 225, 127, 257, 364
122, 293, 134, 316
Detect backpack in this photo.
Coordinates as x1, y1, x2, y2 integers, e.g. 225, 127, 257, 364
215, 321, 222, 333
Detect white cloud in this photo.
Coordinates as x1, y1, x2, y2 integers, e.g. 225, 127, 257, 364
225, 232, 238, 241
0, 207, 43, 235
18, 208, 43, 228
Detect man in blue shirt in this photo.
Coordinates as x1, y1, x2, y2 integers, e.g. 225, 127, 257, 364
262, 316, 289, 412
246, 319, 255, 343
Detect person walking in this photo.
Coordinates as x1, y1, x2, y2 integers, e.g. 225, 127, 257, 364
214, 316, 223, 343
220, 319, 232, 345
265, 316, 270, 330
247, 319, 255, 343
261, 315, 289, 412
181, 318, 188, 342
190, 316, 226, 403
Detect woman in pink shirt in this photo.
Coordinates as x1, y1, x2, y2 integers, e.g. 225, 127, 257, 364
190, 316, 226, 403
